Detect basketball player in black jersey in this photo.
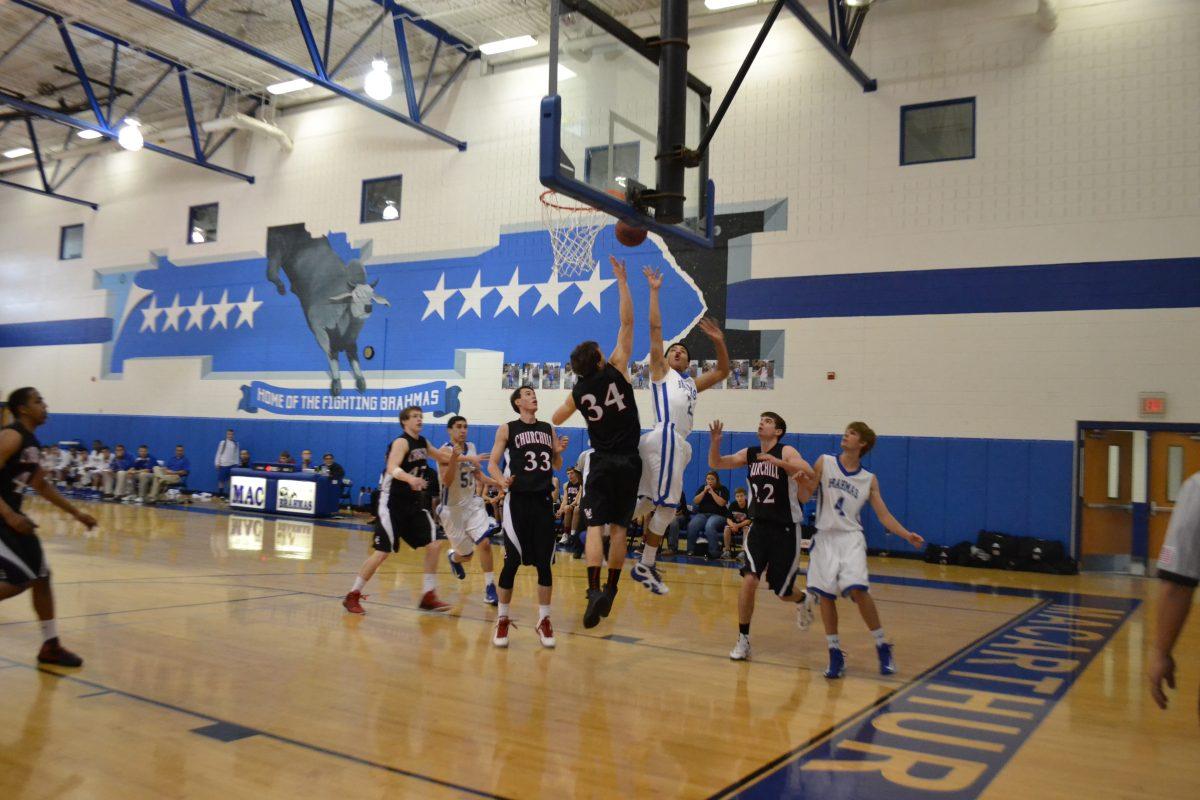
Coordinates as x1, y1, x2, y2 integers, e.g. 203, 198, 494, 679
0, 388, 97, 666
552, 256, 642, 629
488, 386, 567, 647
709, 412, 816, 661
343, 405, 455, 614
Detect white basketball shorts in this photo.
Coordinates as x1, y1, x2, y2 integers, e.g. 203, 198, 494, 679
439, 498, 496, 557
805, 529, 870, 599
633, 424, 691, 534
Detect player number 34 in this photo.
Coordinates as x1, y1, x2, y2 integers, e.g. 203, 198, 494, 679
578, 383, 628, 422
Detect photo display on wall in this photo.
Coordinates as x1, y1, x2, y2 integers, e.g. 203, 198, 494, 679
752, 360, 774, 390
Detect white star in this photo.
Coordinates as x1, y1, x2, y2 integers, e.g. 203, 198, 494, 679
532, 270, 570, 316
493, 266, 530, 318
139, 295, 162, 333
235, 287, 263, 329
185, 291, 209, 331
161, 294, 185, 332
456, 271, 493, 319
422, 273, 455, 321
573, 264, 615, 314
209, 289, 235, 329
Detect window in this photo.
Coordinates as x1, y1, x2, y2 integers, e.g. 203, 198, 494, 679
1106, 445, 1121, 499
585, 142, 639, 192
1167, 446, 1184, 502
901, 97, 975, 165
361, 174, 402, 223
59, 224, 83, 260
188, 203, 219, 244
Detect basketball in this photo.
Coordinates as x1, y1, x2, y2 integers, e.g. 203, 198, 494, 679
615, 219, 648, 247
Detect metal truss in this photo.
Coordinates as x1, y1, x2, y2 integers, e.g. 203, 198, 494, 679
783, 0, 876, 91
127, 0, 479, 151
0, 0, 258, 207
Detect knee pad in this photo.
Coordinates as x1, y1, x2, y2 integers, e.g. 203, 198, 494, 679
535, 561, 553, 587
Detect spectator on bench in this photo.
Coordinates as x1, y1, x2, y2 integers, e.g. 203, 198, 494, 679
108, 444, 133, 499
123, 445, 157, 503
686, 471, 729, 559
150, 445, 190, 503
299, 449, 316, 471
721, 487, 753, 560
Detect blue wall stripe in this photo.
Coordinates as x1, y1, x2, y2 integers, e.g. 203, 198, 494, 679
37, 412, 1076, 552
727, 256, 1200, 319
0, 318, 113, 348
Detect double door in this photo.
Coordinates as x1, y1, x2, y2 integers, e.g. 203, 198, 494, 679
1080, 428, 1200, 571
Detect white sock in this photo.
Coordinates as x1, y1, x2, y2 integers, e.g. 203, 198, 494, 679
826, 634, 840, 649
448, 549, 458, 563
422, 574, 436, 593
641, 543, 658, 566
498, 602, 510, 618
538, 604, 551, 622
40, 619, 57, 642
483, 571, 495, 587
351, 577, 365, 593
871, 628, 887, 647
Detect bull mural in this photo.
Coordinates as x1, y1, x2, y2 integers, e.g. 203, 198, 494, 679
265, 224, 389, 396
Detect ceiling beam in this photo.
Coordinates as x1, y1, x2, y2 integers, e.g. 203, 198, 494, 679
125, 0, 470, 150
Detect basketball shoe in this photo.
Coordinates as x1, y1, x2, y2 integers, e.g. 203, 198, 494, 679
877, 642, 897, 675
824, 648, 846, 679
493, 616, 513, 647
342, 590, 366, 614
37, 638, 83, 667
536, 616, 556, 648
729, 634, 751, 661
630, 562, 669, 595
419, 590, 450, 612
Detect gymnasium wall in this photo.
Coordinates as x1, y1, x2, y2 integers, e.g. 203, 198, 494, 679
3, 0, 1198, 551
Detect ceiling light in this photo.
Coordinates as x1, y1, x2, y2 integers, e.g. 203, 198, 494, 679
267, 78, 313, 95
479, 35, 537, 56
843, 0, 874, 7
557, 64, 576, 81
364, 58, 393, 101
117, 119, 143, 152
381, 201, 399, 221
76, 129, 104, 140
3, 147, 33, 159
191, 227, 207, 244
704, 0, 757, 9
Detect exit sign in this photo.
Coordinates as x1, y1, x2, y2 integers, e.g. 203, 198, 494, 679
1139, 392, 1167, 417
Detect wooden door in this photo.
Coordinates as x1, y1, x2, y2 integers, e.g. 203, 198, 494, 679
1148, 431, 1200, 565
1080, 430, 1133, 556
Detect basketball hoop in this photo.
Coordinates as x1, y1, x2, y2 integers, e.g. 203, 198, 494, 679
540, 189, 606, 278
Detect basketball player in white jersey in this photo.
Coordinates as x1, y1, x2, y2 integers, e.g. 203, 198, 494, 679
801, 421, 924, 678
708, 413, 815, 661
440, 415, 501, 606
629, 267, 729, 596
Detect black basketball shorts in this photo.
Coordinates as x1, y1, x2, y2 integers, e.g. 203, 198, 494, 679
502, 491, 556, 567
0, 524, 48, 586
741, 520, 802, 597
374, 504, 437, 552
580, 452, 643, 528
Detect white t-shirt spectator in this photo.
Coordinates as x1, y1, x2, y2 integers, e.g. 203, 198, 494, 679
215, 438, 240, 468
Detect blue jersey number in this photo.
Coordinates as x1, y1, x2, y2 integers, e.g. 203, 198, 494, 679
834, 496, 846, 517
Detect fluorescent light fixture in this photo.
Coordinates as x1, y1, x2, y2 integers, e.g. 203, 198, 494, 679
3, 147, 33, 158
76, 129, 104, 140
844, 0, 874, 6
117, 119, 143, 152
364, 58, 393, 101
557, 64, 577, 81
479, 35, 537, 56
381, 201, 399, 221
704, 0, 757, 9
267, 78, 313, 95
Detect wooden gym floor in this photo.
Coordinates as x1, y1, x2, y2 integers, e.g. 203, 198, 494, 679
1, 497, 1196, 799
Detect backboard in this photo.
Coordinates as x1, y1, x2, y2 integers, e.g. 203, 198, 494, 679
539, 0, 715, 249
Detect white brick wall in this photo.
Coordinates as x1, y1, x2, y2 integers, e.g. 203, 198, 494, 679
1, 0, 1198, 440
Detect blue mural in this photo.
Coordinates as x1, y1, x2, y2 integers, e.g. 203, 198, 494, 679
104, 225, 706, 388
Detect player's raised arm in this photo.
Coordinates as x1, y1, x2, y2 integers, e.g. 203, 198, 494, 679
868, 475, 923, 547
488, 423, 512, 488
608, 256, 635, 376
759, 445, 814, 479
693, 318, 730, 393
440, 443, 459, 488
551, 394, 577, 426
551, 428, 568, 472
794, 454, 822, 503
707, 420, 748, 470
644, 267, 668, 382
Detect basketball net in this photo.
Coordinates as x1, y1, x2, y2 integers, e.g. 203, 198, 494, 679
540, 190, 606, 278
